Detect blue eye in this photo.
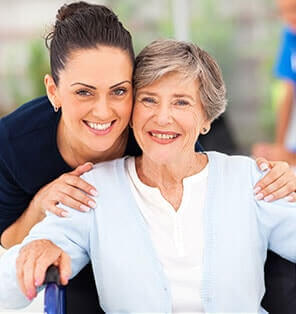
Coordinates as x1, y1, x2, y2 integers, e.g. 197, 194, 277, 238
112, 88, 127, 96
76, 89, 92, 97
141, 97, 156, 104
176, 99, 189, 106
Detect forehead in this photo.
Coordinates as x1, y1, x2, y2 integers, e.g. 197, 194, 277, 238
59, 46, 133, 87
138, 72, 199, 96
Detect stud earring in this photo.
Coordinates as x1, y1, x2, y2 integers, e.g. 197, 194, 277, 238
202, 128, 208, 134
53, 105, 59, 112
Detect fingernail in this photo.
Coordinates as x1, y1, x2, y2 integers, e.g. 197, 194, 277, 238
253, 186, 261, 194
27, 289, 35, 299
285, 196, 293, 202
90, 189, 98, 196
61, 211, 69, 217
80, 205, 90, 212
88, 200, 96, 209
260, 163, 269, 171
264, 195, 274, 202
34, 280, 40, 287
255, 193, 264, 200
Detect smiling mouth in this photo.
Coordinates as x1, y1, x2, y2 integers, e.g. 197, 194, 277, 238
148, 131, 181, 141
84, 120, 115, 131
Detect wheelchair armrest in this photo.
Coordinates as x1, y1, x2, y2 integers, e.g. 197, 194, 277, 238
44, 265, 61, 285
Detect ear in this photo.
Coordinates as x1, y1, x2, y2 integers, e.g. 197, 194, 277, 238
44, 74, 60, 110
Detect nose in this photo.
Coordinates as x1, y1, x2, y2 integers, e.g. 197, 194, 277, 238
92, 97, 112, 120
155, 103, 173, 126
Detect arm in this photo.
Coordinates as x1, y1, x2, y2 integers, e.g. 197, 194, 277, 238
1, 162, 96, 249
275, 81, 294, 145
252, 164, 296, 262
0, 204, 91, 309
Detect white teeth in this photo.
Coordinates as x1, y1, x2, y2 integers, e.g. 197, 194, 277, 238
87, 121, 112, 130
151, 133, 178, 139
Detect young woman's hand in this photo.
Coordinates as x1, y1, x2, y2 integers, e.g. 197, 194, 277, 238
16, 240, 70, 300
254, 158, 296, 202
31, 162, 97, 217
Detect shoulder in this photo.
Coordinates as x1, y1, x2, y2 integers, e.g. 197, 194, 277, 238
80, 158, 126, 187
0, 96, 54, 141
206, 151, 262, 185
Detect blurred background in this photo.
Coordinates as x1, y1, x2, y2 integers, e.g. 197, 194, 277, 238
0, 0, 283, 154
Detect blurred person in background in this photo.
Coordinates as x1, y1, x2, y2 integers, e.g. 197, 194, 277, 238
1, 1, 296, 314
253, 1, 296, 312
253, 0, 296, 167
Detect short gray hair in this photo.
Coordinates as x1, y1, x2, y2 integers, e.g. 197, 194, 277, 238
133, 39, 227, 121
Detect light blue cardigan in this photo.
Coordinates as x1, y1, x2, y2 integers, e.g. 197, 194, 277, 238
1, 152, 296, 313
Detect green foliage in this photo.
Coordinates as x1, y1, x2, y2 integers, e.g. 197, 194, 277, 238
5, 39, 50, 107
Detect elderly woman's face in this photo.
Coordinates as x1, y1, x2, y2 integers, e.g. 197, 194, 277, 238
132, 72, 210, 163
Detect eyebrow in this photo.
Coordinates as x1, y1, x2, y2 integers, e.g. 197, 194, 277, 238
70, 80, 131, 90
71, 82, 96, 89
109, 80, 131, 89
138, 91, 195, 101
173, 93, 195, 101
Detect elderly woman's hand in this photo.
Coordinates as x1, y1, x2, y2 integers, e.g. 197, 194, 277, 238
254, 158, 296, 202
16, 240, 71, 300
31, 162, 97, 217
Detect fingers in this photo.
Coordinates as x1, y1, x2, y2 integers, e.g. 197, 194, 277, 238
58, 253, 71, 285
45, 202, 69, 217
254, 158, 296, 202
70, 162, 93, 177
255, 173, 292, 201
23, 258, 37, 300
58, 186, 96, 211
254, 160, 288, 191
63, 174, 97, 197
16, 240, 63, 300
255, 157, 270, 172
286, 192, 296, 202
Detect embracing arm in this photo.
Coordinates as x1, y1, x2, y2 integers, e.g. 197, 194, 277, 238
0, 162, 96, 249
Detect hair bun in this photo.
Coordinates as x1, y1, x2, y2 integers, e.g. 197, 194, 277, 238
56, 1, 90, 22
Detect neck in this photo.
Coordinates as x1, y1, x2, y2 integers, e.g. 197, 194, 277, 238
57, 120, 129, 169
135, 152, 208, 210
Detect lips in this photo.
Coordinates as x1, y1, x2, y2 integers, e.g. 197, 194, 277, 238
83, 120, 116, 135
148, 130, 181, 144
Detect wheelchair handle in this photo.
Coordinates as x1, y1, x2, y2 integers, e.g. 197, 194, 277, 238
44, 265, 61, 285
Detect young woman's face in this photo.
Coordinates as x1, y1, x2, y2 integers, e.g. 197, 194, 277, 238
48, 46, 133, 154
132, 72, 211, 164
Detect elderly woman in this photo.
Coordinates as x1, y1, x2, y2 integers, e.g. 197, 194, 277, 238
1, 39, 296, 313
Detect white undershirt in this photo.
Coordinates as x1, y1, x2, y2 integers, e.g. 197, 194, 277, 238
125, 157, 208, 313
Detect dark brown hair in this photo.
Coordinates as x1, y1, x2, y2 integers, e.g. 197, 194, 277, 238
46, 1, 135, 85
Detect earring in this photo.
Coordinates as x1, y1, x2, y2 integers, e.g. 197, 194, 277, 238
53, 105, 59, 112
202, 127, 208, 134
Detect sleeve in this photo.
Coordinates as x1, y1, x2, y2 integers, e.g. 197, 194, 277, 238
252, 164, 296, 262
274, 28, 296, 82
0, 204, 92, 309
0, 120, 32, 241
